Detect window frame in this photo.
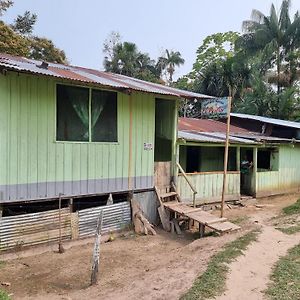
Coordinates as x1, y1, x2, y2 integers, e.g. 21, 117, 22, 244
54, 83, 119, 144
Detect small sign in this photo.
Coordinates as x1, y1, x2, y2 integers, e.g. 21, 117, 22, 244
201, 97, 228, 119
144, 142, 153, 150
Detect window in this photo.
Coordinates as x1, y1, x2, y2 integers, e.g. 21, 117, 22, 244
56, 84, 117, 142
257, 148, 279, 171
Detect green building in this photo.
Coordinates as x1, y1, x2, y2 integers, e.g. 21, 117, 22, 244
177, 116, 300, 204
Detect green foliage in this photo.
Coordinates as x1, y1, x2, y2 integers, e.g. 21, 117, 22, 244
266, 243, 300, 300
29, 36, 67, 64
0, 289, 10, 300
11, 10, 37, 35
0, 21, 29, 56
0, 0, 13, 16
103, 40, 160, 82
158, 49, 185, 83
193, 31, 240, 74
283, 198, 300, 215
0, 3, 67, 64
181, 229, 260, 300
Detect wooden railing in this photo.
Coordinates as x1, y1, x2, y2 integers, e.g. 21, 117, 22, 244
176, 162, 197, 207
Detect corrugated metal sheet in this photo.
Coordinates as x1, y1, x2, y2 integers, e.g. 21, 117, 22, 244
179, 117, 249, 133
78, 202, 131, 237
231, 133, 300, 143
178, 130, 258, 144
231, 113, 300, 130
133, 191, 158, 224
0, 208, 71, 250
0, 53, 213, 100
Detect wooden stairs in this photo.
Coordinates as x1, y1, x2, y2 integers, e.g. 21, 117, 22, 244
155, 183, 240, 237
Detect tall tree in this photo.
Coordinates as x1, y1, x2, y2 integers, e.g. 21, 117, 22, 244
29, 37, 67, 64
158, 49, 185, 83
0, 21, 29, 56
103, 38, 160, 82
0, 0, 13, 16
11, 10, 37, 35
237, 0, 300, 94
236, 0, 300, 118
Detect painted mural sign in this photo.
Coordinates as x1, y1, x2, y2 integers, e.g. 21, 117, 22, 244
201, 97, 228, 119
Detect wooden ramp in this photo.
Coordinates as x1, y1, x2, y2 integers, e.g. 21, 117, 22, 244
163, 201, 240, 236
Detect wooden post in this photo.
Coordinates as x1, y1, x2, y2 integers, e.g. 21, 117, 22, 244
0, 205, 3, 218
220, 96, 232, 218
91, 211, 104, 286
58, 193, 65, 253
69, 198, 73, 213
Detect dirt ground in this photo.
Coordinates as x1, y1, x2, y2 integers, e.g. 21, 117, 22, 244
0, 193, 299, 300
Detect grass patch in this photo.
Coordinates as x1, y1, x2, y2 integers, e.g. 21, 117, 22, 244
230, 216, 250, 225
0, 261, 5, 269
181, 229, 260, 300
276, 225, 300, 235
0, 290, 10, 300
273, 199, 300, 235
266, 244, 300, 300
282, 199, 300, 215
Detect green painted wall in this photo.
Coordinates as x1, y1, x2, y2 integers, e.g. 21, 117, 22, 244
177, 172, 240, 204
256, 145, 300, 196
0, 72, 171, 202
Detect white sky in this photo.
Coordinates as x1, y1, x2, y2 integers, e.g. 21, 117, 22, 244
2, 0, 300, 79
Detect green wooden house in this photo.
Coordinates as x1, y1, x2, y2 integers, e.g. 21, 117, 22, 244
0, 53, 211, 210
177, 116, 300, 204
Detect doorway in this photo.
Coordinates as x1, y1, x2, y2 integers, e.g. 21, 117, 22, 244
154, 98, 175, 162
240, 148, 254, 196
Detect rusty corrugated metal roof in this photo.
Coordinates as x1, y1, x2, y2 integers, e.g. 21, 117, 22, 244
0, 53, 214, 100
178, 117, 250, 134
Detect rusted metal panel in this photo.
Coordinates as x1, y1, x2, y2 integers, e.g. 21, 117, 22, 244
0, 53, 213, 100
0, 208, 71, 251
179, 117, 249, 133
78, 202, 131, 237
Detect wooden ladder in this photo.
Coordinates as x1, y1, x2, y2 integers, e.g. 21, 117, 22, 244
155, 182, 181, 232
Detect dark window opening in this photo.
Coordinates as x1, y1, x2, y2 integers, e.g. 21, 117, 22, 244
56, 84, 118, 142
181, 146, 237, 173
257, 148, 279, 171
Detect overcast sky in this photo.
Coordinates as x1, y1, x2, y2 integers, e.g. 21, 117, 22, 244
2, 0, 300, 78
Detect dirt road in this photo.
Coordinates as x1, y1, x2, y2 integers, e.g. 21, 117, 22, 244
217, 209, 300, 300
0, 193, 299, 300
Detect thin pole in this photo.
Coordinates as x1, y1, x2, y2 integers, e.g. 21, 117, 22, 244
220, 96, 232, 218
58, 193, 65, 253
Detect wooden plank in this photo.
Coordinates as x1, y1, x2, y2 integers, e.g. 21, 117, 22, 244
187, 211, 227, 225
209, 221, 240, 233
160, 192, 178, 198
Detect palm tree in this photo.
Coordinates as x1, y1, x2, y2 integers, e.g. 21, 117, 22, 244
158, 49, 185, 83
237, 0, 300, 95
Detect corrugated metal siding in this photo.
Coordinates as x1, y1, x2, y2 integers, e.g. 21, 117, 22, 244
256, 145, 300, 196
0, 72, 155, 202
0, 208, 71, 250
78, 202, 131, 237
133, 191, 158, 224
177, 172, 240, 204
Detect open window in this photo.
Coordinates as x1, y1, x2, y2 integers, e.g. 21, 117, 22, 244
56, 84, 117, 142
257, 148, 279, 172
179, 145, 237, 173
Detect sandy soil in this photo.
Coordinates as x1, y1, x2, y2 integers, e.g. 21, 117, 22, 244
217, 194, 300, 300
0, 193, 299, 300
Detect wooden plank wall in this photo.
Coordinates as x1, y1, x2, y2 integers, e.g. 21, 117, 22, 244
0, 72, 156, 202
177, 172, 240, 204
256, 145, 300, 197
